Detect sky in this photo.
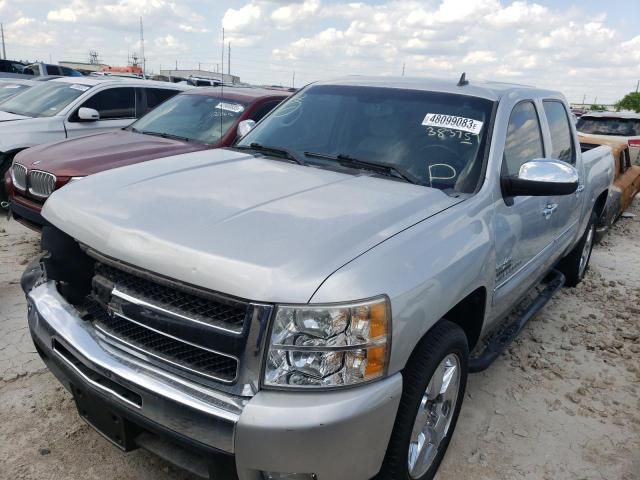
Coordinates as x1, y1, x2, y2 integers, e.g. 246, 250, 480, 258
1, 0, 639, 104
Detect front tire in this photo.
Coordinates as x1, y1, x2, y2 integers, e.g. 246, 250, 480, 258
377, 320, 468, 480
557, 211, 597, 287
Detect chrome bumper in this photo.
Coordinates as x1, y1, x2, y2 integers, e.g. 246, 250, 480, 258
28, 281, 242, 453
28, 281, 403, 479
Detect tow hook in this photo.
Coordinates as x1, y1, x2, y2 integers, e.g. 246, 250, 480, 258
0, 201, 9, 210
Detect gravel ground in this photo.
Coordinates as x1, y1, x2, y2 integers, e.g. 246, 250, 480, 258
0, 201, 638, 480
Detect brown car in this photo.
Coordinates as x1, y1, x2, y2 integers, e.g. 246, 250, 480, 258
579, 134, 640, 237
6, 86, 290, 229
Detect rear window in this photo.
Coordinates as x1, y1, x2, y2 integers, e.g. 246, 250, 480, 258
576, 116, 640, 137
0, 84, 31, 102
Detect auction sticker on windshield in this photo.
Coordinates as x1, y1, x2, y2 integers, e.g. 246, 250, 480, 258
422, 113, 483, 135
69, 84, 90, 92
216, 102, 244, 113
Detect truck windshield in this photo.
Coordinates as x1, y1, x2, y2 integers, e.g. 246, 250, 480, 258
577, 116, 640, 137
237, 84, 494, 192
128, 94, 247, 145
0, 82, 92, 117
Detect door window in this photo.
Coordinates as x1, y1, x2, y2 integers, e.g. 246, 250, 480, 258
250, 100, 283, 123
543, 101, 575, 164
80, 87, 136, 119
503, 101, 544, 176
143, 88, 180, 114
46, 65, 62, 75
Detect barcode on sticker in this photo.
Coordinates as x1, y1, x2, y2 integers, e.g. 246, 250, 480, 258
422, 113, 483, 135
216, 102, 244, 113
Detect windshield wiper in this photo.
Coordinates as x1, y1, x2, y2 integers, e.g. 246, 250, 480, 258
234, 143, 305, 165
130, 128, 190, 142
303, 151, 420, 185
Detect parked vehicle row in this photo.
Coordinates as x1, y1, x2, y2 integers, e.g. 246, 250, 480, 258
17, 75, 616, 480
0, 77, 190, 206
6, 86, 290, 228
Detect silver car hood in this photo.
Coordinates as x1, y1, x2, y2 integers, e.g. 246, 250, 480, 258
0, 110, 30, 122
43, 148, 462, 303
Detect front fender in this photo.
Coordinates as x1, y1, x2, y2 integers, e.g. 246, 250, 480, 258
310, 195, 494, 374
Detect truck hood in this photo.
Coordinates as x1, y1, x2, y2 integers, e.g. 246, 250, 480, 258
43, 148, 463, 303
15, 130, 208, 176
0, 110, 30, 122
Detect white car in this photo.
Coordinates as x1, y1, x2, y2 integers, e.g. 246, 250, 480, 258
0, 77, 191, 204
576, 111, 640, 164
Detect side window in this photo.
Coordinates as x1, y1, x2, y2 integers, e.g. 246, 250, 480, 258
81, 87, 136, 119
543, 101, 575, 164
503, 101, 544, 176
144, 88, 179, 114
250, 100, 282, 123
46, 65, 62, 75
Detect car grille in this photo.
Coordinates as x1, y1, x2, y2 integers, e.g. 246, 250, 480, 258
81, 258, 256, 385
94, 310, 239, 383
29, 170, 57, 198
96, 263, 249, 334
11, 163, 27, 191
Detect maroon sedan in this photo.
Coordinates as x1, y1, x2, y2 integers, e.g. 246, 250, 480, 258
7, 86, 290, 229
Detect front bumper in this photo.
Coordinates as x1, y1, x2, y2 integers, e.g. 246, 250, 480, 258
27, 281, 402, 480
10, 193, 48, 230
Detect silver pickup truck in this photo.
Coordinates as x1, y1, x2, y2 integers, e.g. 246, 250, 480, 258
22, 76, 614, 480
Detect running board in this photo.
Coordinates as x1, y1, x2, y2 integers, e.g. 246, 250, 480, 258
469, 269, 565, 373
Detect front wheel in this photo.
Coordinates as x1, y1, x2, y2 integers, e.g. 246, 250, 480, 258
557, 211, 597, 287
377, 320, 468, 480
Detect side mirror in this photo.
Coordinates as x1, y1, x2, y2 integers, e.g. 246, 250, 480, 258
237, 119, 256, 138
502, 159, 579, 197
77, 107, 100, 121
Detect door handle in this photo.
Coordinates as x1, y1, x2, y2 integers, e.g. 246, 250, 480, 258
575, 184, 585, 196
542, 203, 558, 220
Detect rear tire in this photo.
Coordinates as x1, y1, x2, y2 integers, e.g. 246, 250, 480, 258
377, 320, 468, 480
557, 211, 597, 288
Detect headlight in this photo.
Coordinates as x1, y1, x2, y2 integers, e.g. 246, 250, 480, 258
264, 296, 390, 388
67, 176, 85, 184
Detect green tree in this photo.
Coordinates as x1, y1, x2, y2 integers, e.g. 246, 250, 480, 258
589, 104, 607, 111
615, 92, 640, 113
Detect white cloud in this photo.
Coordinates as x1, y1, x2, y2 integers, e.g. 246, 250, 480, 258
47, 8, 77, 22
222, 3, 261, 32
271, 0, 320, 28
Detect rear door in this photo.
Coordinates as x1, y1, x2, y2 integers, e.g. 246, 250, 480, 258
492, 100, 558, 317
64, 86, 137, 138
541, 100, 583, 253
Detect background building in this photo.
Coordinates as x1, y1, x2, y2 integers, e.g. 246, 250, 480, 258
159, 69, 240, 85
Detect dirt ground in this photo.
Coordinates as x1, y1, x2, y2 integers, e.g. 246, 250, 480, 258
0, 201, 638, 480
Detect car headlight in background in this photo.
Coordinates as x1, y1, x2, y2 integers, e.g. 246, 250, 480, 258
264, 296, 390, 388
67, 176, 85, 184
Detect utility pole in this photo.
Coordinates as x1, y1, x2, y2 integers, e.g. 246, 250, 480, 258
292, 71, 295, 88
198, 62, 201, 71
636, 80, 639, 93
175, 59, 178, 70
221, 28, 225, 82
140, 17, 146, 77
228, 41, 231, 77
1, 23, 6, 60
582, 94, 586, 106
402, 62, 405, 76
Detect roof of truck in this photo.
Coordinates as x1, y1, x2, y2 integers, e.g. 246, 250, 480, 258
314, 75, 561, 102
48, 76, 191, 90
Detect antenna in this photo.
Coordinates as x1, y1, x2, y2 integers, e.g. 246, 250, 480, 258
457, 72, 469, 87
140, 17, 146, 78
1, 23, 6, 60
220, 28, 225, 139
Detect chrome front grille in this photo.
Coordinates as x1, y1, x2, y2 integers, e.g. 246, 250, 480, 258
11, 163, 27, 191
29, 170, 57, 198
79, 257, 264, 386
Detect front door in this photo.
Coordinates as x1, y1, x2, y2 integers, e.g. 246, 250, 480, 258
542, 100, 583, 253
492, 101, 557, 320
64, 86, 137, 138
